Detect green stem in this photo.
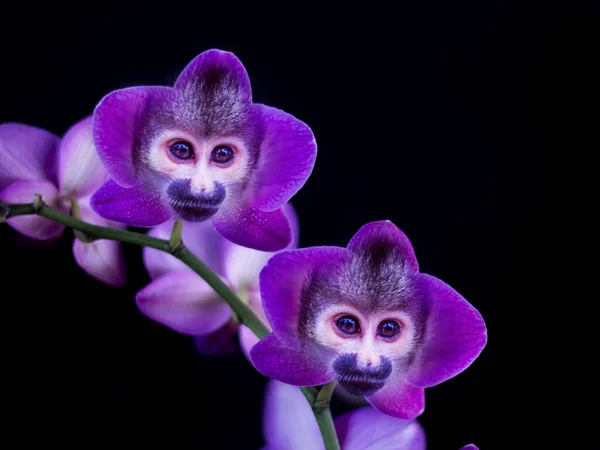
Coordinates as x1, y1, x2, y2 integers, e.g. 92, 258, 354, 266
169, 218, 184, 251
314, 408, 340, 450
312, 381, 341, 450
1, 198, 339, 449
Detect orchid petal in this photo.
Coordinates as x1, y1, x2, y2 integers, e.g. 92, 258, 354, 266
58, 116, 108, 197
223, 203, 299, 290
258, 247, 350, 349
366, 377, 425, 419
0, 123, 59, 188
135, 270, 232, 335
406, 274, 487, 388
72, 205, 126, 286
460, 445, 479, 450
250, 333, 335, 386
0, 180, 65, 239
336, 407, 426, 450
347, 220, 419, 273
90, 179, 172, 227
262, 380, 325, 450
142, 219, 226, 280
93, 86, 173, 187
250, 105, 317, 211
211, 205, 291, 252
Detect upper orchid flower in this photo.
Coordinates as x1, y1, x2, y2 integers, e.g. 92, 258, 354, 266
250, 220, 487, 419
263, 379, 478, 450
90, 49, 316, 252
136, 204, 298, 356
0, 117, 126, 286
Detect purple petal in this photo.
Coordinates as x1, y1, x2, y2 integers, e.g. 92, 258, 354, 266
0, 180, 65, 239
336, 407, 426, 450
250, 105, 317, 211
366, 378, 425, 419
72, 205, 126, 286
0, 123, 60, 188
460, 446, 479, 450
136, 271, 232, 335
90, 179, 172, 227
174, 49, 252, 104
211, 205, 291, 252
347, 220, 419, 273
58, 116, 108, 198
143, 219, 226, 280
193, 320, 240, 356
223, 202, 299, 290
93, 86, 173, 187
406, 273, 487, 388
250, 333, 335, 386
262, 380, 324, 450
259, 247, 350, 349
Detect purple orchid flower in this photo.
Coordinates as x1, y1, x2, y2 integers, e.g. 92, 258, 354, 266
250, 220, 487, 419
263, 380, 478, 450
136, 203, 299, 356
0, 117, 126, 286
90, 49, 316, 252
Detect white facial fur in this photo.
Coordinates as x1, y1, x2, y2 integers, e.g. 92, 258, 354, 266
144, 129, 250, 194
312, 304, 417, 368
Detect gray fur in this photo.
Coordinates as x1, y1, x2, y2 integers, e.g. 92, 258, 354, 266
299, 247, 429, 359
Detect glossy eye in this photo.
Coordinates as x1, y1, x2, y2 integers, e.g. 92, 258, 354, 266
211, 145, 235, 164
170, 141, 195, 160
335, 316, 360, 335
377, 320, 401, 339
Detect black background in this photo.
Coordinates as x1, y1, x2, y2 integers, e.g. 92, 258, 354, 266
0, 2, 592, 449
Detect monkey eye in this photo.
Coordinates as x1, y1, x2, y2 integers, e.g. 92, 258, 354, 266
170, 141, 195, 160
377, 320, 401, 339
211, 145, 235, 165
335, 316, 361, 335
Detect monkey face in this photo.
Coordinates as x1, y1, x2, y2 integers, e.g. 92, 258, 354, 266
144, 131, 251, 221
90, 49, 316, 251
312, 304, 417, 396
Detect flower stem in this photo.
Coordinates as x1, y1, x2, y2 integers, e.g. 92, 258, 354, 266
312, 381, 341, 450
169, 218, 184, 251
1, 198, 339, 448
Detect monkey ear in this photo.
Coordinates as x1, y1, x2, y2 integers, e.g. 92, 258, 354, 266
347, 221, 419, 272
174, 49, 252, 104
405, 274, 487, 388
90, 179, 173, 227
93, 86, 173, 188
249, 105, 317, 212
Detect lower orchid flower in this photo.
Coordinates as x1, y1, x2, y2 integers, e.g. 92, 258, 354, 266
136, 204, 298, 356
0, 117, 126, 286
250, 220, 487, 419
263, 379, 477, 450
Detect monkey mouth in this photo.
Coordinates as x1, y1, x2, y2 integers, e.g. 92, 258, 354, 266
170, 201, 219, 222
337, 375, 387, 397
